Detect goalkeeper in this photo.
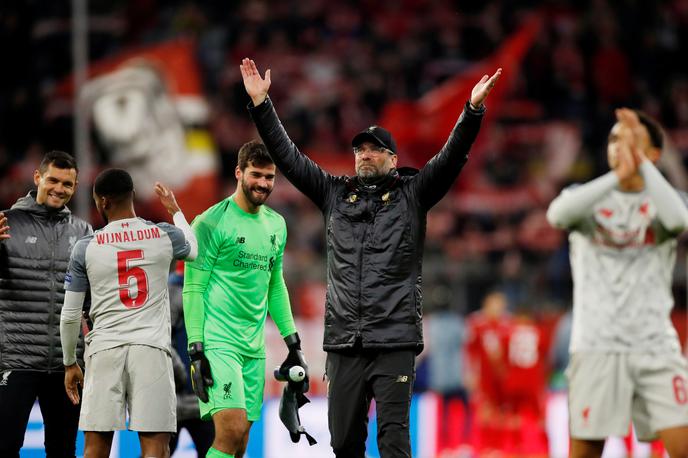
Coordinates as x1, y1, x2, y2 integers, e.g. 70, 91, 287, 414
183, 141, 308, 458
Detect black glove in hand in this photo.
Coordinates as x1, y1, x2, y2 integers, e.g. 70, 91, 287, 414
188, 342, 213, 403
278, 383, 317, 445
278, 333, 309, 393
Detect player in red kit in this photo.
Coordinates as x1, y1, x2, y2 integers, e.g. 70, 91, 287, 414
465, 291, 512, 452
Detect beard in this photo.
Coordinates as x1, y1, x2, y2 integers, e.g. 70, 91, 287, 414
356, 164, 384, 180
241, 178, 272, 207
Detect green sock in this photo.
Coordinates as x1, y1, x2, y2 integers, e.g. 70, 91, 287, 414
206, 447, 234, 458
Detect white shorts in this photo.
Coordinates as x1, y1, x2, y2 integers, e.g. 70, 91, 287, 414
79, 344, 176, 432
567, 352, 688, 441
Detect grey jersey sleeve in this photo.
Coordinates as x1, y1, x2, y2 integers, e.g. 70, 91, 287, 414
64, 236, 92, 293
546, 172, 619, 229
60, 291, 85, 365
640, 161, 688, 234
172, 211, 197, 260
158, 222, 192, 260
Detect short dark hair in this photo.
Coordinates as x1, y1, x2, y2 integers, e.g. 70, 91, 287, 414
237, 141, 273, 171
39, 150, 78, 174
634, 110, 664, 150
93, 168, 134, 199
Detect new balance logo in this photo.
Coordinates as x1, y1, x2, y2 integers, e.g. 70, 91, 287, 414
236, 237, 245, 244
0, 371, 11, 386
396, 375, 409, 383
24, 236, 37, 244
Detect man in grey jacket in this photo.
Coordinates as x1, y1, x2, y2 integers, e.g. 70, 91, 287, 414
0, 150, 92, 457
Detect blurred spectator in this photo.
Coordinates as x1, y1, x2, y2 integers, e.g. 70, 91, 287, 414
426, 284, 470, 451
549, 308, 573, 390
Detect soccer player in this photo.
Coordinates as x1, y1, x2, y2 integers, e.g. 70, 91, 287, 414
182, 140, 307, 458
547, 108, 688, 457
60, 169, 198, 458
465, 291, 512, 452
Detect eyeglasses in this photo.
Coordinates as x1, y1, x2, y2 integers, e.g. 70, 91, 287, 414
353, 144, 389, 155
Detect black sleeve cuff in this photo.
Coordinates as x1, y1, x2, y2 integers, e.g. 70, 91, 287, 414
284, 332, 301, 349
247, 96, 271, 112
188, 342, 204, 355
465, 100, 486, 115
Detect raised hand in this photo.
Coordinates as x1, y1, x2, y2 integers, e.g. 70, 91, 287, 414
470, 68, 502, 109
154, 182, 181, 216
0, 212, 9, 241
240, 58, 271, 106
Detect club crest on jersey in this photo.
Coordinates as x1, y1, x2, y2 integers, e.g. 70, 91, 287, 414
582, 406, 590, 425
270, 234, 278, 252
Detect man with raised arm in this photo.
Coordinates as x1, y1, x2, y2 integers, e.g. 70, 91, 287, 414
241, 57, 500, 458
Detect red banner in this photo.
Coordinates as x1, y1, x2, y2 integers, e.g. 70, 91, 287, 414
379, 14, 543, 186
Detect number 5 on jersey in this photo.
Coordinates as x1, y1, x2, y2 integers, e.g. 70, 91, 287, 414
117, 250, 149, 308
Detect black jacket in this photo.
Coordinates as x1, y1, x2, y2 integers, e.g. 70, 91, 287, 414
250, 98, 484, 354
0, 192, 92, 372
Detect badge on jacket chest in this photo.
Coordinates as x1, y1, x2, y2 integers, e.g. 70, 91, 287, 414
346, 192, 392, 204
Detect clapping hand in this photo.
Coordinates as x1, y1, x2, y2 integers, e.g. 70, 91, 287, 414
615, 108, 650, 164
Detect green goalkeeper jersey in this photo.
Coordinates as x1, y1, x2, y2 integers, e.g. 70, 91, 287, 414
182, 195, 296, 357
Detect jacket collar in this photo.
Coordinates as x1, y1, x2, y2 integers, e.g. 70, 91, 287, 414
348, 169, 400, 194
11, 191, 71, 219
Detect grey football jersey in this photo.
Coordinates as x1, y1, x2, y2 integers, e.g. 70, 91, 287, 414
567, 188, 681, 353
65, 217, 190, 356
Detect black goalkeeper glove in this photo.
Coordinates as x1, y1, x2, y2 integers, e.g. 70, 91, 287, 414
277, 333, 309, 393
188, 342, 213, 403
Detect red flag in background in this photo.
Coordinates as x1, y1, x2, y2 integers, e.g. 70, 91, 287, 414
52, 39, 219, 221
53, 39, 203, 97
379, 15, 542, 188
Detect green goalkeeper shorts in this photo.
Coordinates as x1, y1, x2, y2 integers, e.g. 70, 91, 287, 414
199, 348, 265, 422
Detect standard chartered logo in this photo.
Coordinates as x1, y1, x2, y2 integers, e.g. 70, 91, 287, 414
233, 250, 275, 271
